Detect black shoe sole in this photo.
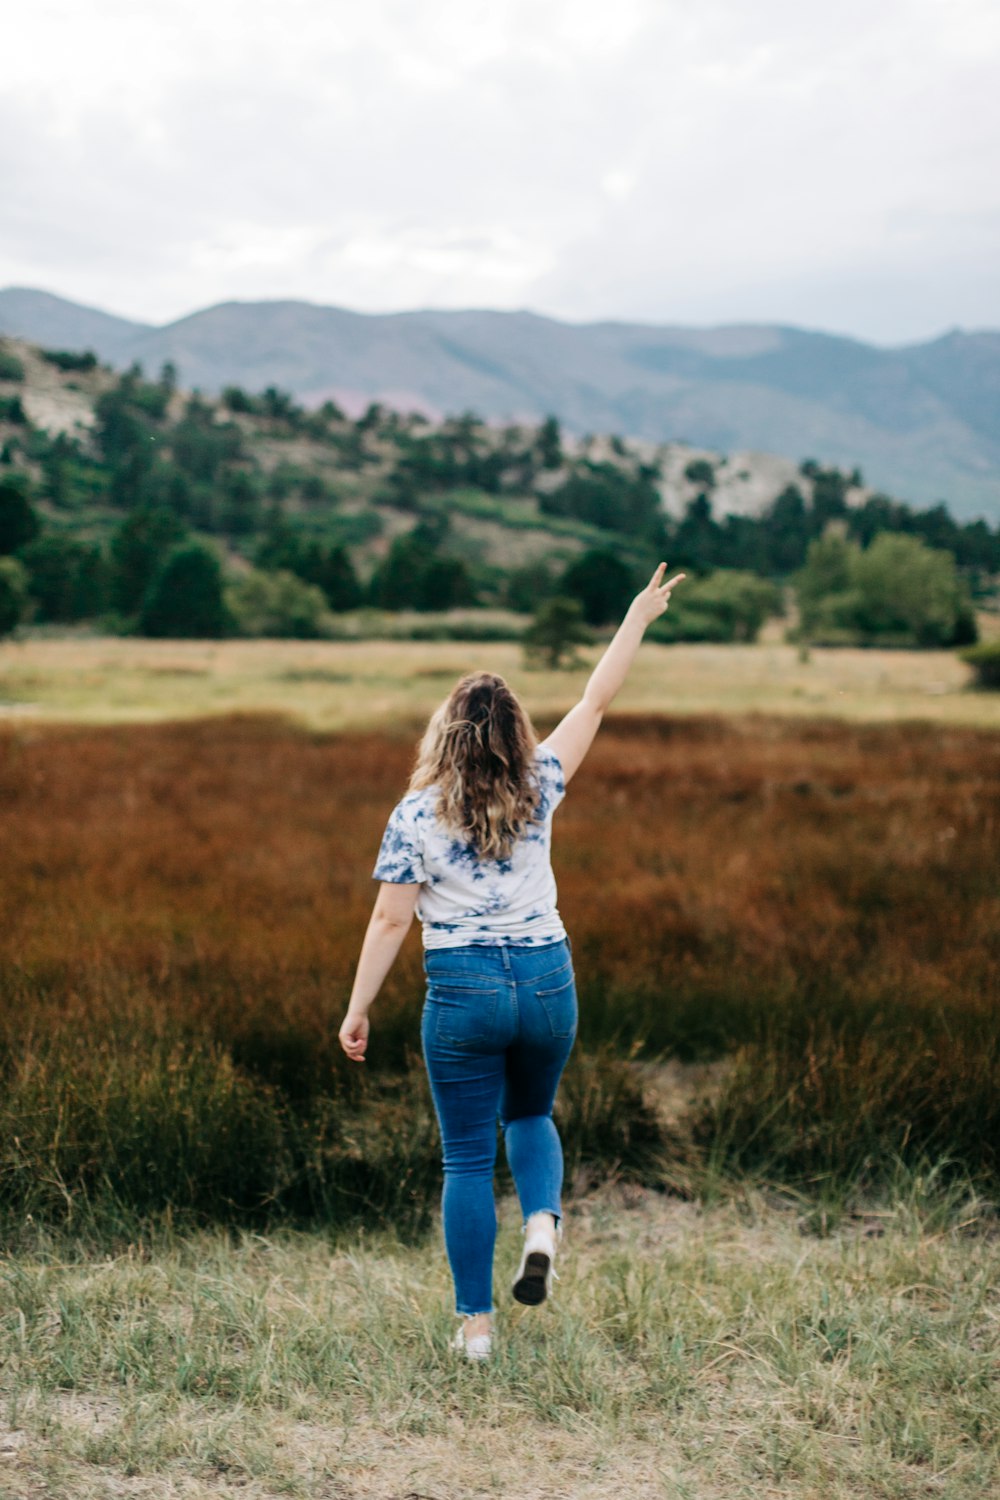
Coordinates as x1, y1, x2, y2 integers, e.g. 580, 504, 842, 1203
512, 1251, 551, 1306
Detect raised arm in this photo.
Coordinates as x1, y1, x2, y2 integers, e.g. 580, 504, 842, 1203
540, 562, 685, 785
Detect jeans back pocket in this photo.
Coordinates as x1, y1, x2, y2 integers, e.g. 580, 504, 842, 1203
426, 976, 501, 1048
534, 964, 577, 1040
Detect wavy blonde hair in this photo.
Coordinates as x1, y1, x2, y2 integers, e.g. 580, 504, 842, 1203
408, 672, 542, 860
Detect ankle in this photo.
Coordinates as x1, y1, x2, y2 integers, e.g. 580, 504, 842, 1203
525, 1211, 557, 1236
464, 1312, 492, 1339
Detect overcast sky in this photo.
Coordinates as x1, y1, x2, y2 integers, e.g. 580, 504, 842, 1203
3, 0, 999, 344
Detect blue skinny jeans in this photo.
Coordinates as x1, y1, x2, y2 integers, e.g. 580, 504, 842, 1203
420, 937, 578, 1317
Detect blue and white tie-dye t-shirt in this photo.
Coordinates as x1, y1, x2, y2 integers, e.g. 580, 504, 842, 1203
372, 745, 568, 949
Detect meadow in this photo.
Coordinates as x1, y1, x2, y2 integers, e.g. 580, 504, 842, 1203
2, 631, 1000, 730
1, 637, 998, 1497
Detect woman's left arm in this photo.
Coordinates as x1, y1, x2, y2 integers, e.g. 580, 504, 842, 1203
339, 881, 421, 1062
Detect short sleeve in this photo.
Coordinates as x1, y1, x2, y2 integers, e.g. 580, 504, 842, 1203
536, 747, 566, 813
372, 799, 426, 884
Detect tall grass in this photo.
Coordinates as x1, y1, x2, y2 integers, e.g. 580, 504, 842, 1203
1, 711, 997, 1243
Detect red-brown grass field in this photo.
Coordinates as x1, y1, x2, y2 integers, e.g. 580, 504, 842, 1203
2, 707, 997, 1241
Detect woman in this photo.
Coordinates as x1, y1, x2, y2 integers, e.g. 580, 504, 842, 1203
338, 561, 685, 1361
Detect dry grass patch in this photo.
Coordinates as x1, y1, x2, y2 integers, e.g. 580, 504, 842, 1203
2, 1185, 998, 1499
1, 636, 997, 730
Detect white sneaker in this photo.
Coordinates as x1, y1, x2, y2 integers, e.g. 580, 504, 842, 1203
452, 1323, 493, 1362
512, 1213, 562, 1306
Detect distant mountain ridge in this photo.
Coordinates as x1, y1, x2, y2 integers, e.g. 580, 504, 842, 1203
2, 286, 998, 520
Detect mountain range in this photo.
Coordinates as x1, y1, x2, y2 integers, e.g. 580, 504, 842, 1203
2, 286, 998, 521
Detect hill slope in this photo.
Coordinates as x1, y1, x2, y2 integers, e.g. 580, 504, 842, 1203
2, 288, 998, 519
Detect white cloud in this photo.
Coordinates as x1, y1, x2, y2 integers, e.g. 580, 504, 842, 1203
1, 0, 998, 340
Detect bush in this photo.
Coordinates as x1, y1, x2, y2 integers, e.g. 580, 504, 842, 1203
221, 385, 256, 414
794, 531, 977, 648
225, 567, 333, 639
684, 458, 716, 488
40, 348, 98, 373
853, 533, 974, 646
647, 570, 782, 643
959, 638, 1000, 689
139, 542, 232, 638
0, 556, 28, 636
0, 396, 27, 425
0, 348, 25, 382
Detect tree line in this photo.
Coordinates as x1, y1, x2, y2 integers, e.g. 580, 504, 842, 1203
0, 350, 997, 649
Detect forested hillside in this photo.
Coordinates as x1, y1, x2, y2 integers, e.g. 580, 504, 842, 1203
1, 336, 997, 648
3, 288, 999, 518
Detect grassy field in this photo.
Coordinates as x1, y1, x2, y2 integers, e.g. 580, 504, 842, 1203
1, 632, 999, 730
1, 711, 996, 1236
2, 1184, 998, 1499
1, 649, 997, 1498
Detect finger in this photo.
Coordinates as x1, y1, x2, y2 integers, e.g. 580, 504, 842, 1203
649, 562, 667, 588
660, 572, 686, 593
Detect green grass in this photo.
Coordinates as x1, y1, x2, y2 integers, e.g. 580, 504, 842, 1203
1, 1181, 997, 1499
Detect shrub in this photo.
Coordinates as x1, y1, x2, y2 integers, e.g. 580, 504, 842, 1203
0, 348, 25, 382
684, 458, 716, 488
959, 638, 1000, 689
40, 348, 98, 373
225, 567, 333, 639
853, 533, 974, 646
647, 570, 782, 643
0, 396, 27, 425
221, 385, 256, 414
794, 531, 977, 648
